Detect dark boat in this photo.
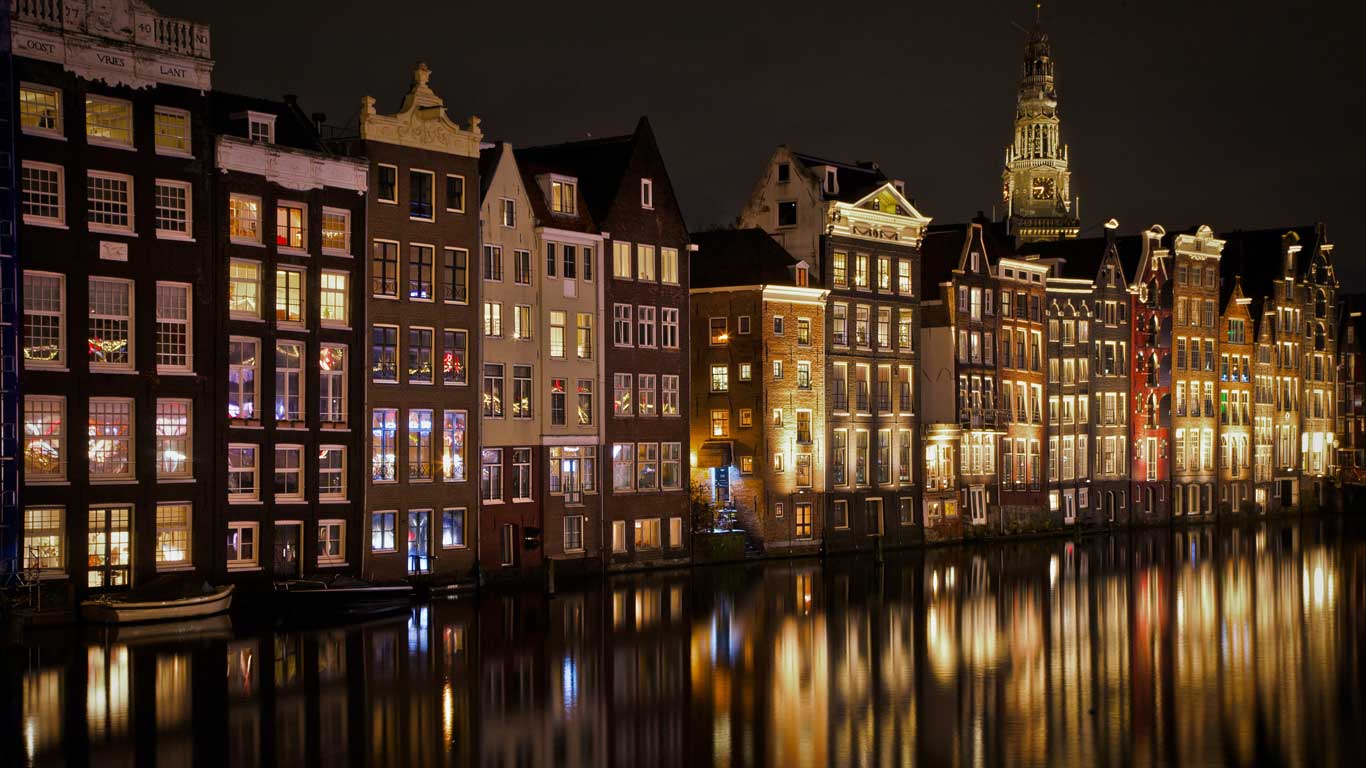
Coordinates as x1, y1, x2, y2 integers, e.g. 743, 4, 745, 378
271, 575, 413, 622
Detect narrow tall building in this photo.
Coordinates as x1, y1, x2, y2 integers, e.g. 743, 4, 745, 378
689, 228, 828, 555
739, 148, 928, 550
213, 95, 369, 585
476, 142, 541, 580
516, 148, 607, 574
1045, 272, 1093, 524
1089, 225, 1133, 525
1001, 20, 1079, 244
12, 1, 218, 594
1300, 225, 1338, 507
518, 118, 692, 568
1218, 278, 1254, 512
1131, 226, 1172, 519
996, 255, 1051, 525
332, 65, 483, 584
1170, 226, 1224, 517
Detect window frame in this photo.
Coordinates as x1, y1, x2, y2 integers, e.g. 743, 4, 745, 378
22, 270, 66, 369
153, 179, 194, 240
19, 82, 63, 138
445, 174, 466, 213
320, 207, 352, 256
154, 106, 193, 157
229, 193, 263, 245
85, 94, 134, 149
86, 170, 134, 234
20, 161, 65, 227
226, 522, 260, 570
154, 398, 193, 480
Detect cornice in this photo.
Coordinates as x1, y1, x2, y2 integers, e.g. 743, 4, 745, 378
360, 63, 482, 157
216, 137, 368, 193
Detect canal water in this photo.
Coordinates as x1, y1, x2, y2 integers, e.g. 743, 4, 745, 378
4, 519, 1364, 767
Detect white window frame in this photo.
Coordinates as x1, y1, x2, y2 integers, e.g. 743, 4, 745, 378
640, 178, 654, 209
20, 161, 65, 227
22, 271, 66, 368
226, 522, 259, 570
317, 520, 346, 566
154, 179, 194, 240
86, 170, 134, 234
371, 511, 398, 552
88, 397, 135, 481
85, 94, 133, 148
155, 281, 193, 374
88, 277, 134, 371
24, 506, 66, 575
319, 445, 348, 501
19, 82, 63, 138
154, 398, 193, 480
246, 111, 276, 143
228, 443, 260, 503
376, 163, 399, 205
275, 266, 306, 328
154, 502, 193, 570
154, 106, 192, 157
320, 270, 350, 328
23, 395, 66, 483
275, 200, 308, 253
229, 193, 263, 245
320, 207, 352, 256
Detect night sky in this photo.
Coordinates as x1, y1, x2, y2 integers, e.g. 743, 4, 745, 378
158, 0, 1364, 287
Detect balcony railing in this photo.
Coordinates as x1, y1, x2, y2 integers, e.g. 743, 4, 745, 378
12, 0, 213, 59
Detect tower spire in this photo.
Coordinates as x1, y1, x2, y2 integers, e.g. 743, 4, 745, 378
1001, 3, 1079, 244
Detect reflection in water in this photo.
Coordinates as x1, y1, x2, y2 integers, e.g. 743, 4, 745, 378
8, 520, 1366, 767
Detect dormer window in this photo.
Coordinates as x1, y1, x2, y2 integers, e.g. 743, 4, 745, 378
823, 167, 838, 195
640, 178, 654, 209
550, 177, 577, 215
777, 163, 791, 183
243, 111, 275, 143
794, 263, 809, 287
893, 180, 905, 195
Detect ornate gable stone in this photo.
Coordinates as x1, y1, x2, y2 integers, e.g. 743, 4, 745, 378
360, 63, 482, 157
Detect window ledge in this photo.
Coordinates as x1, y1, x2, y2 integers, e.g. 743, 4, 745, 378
319, 498, 349, 505
157, 477, 197, 484
91, 368, 140, 375
156, 564, 195, 573
25, 479, 70, 486
482, 499, 505, 505
371, 548, 399, 555
275, 499, 308, 505
277, 247, 310, 257
91, 478, 138, 485
321, 249, 353, 258
228, 500, 263, 506
87, 138, 136, 152
24, 365, 70, 372
156, 369, 197, 377
155, 149, 193, 159
89, 226, 137, 238
156, 233, 196, 243
320, 426, 351, 432
227, 565, 262, 572
22, 218, 68, 230
318, 561, 348, 568
230, 238, 265, 248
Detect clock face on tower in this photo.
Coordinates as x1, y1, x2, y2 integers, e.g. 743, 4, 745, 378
1031, 176, 1056, 200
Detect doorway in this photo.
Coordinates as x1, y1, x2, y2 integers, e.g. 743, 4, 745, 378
87, 506, 131, 590
274, 523, 302, 580
408, 510, 431, 575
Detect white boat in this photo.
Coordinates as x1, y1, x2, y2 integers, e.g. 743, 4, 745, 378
81, 583, 234, 624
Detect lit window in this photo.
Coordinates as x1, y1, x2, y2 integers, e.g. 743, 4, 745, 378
228, 445, 259, 501
371, 409, 397, 482
442, 411, 467, 482
320, 271, 349, 326
613, 241, 632, 279
275, 341, 304, 422
155, 282, 192, 372
711, 364, 729, 392
512, 448, 533, 501
274, 445, 304, 501
442, 330, 467, 385
481, 448, 504, 501
319, 446, 347, 500
371, 512, 397, 552
23, 507, 64, 573
320, 344, 348, 425
22, 271, 64, 367
639, 374, 657, 417
371, 325, 398, 382
612, 443, 634, 491
372, 240, 399, 297
228, 338, 259, 420
229, 194, 261, 243
578, 313, 594, 358
551, 178, 576, 214
229, 260, 261, 318
500, 198, 515, 227
275, 268, 305, 325
318, 521, 345, 566
661, 308, 679, 348
550, 311, 566, 358
637, 244, 656, 282
154, 107, 191, 155
88, 277, 132, 369
408, 328, 433, 384
711, 409, 729, 437
87, 171, 133, 232
155, 399, 192, 479
321, 208, 350, 254
85, 95, 132, 147
662, 375, 679, 416
636, 443, 659, 490
614, 373, 633, 416
662, 443, 682, 489
23, 396, 65, 481
661, 247, 679, 285
276, 202, 306, 250
19, 83, 62, 137
483, 364, 505, 418
409, 244, 434, 299
226, 522, 258, 568
407, 407, 434, 478
20, 162, 64, 225
154, 180, 192, 238
155, 504, 192, 568
88, 398, 134, 479
512, 365, 533, 419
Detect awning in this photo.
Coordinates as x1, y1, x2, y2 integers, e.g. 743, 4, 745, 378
698, 441, 732, 468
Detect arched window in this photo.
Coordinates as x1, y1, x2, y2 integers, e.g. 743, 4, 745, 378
1316, 289, 1328, 319
1314, 323, 1326, 351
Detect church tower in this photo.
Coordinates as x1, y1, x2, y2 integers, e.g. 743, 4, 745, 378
1002, 8, 1080, 243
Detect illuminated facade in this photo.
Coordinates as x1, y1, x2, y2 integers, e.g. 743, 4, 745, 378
739, 148, 928, 550
1299, 226, 1338, 507
476, 142, 542, 580
1088, 226, 1133, 525
690, 228, 828, 554
1170, 226, 1224, 516
1218, 279, 1255, 511
997, 256, 1051, 525
1336, 295, 1366, 488
1002, 20, 1080, 244
1130, 226, 1172, 519
1046, 274, 1094, 524
332, 64, 484, 584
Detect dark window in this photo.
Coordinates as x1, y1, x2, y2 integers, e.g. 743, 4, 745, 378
777, 200, 797, 227
546, 243, 557, 278
445, 175, 465, 211
443, 249, 467, 303
377, 165, 397, 202
372, 241, 398, 297
410, 169, 434, 219
777, 163, 790, 182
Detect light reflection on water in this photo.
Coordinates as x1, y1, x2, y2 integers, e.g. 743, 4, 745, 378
6, 519, 1366, 767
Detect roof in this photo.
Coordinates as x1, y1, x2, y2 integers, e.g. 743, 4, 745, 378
477, 143, 502, 202
515, 122, 641, 227
791, 152, 892, 204
513, 147, 599, 234
920, 217, 1016, 302
210, 91, 329, 153
690, 228, 807, 289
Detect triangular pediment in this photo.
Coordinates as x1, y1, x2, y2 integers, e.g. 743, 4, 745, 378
848, 182, 931, 225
